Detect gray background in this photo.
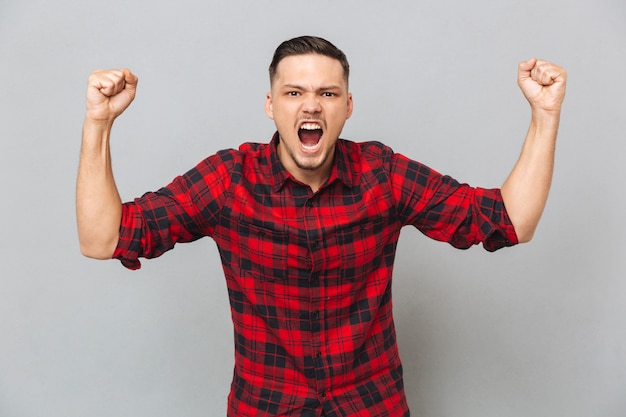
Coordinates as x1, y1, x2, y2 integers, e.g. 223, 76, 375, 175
1, 0, 625, 416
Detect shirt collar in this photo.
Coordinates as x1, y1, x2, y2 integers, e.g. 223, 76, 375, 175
268, 132, 359, 192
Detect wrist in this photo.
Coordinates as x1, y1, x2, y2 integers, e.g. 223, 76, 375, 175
83, 116, 115, 142
530, 107, 561, 130
84, 114, 115, 129
81, 117, 114, 155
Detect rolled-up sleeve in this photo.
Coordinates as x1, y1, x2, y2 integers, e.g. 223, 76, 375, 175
390, 153, 518, 251
113, 150, 236, 269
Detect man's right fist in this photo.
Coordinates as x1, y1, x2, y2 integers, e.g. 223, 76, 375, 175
86, 69, 138, 122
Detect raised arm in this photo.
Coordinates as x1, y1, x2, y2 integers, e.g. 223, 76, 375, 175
501, 58, 567, 243
76, 69, 138, 259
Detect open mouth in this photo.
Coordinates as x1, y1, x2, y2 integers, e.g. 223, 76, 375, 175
298, 122, 323, 149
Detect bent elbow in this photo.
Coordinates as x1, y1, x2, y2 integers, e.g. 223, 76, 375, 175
80, 247, 113, 260
78, 236, 118, 260
513, 225, 536, 244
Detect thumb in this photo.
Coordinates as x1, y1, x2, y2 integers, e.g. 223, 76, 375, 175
518, 57, 537, 73
121, 68, 138, 90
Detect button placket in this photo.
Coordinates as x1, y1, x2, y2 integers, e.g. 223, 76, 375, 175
304, 195, 326, 387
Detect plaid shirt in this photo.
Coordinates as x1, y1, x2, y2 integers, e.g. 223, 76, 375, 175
114, 134, 517, 416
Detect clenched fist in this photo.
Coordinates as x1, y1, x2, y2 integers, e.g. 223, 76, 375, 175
518, 58, 567, 113
86, 68, 138, 122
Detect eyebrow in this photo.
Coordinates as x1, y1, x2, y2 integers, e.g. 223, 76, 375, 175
282, 83, 343, 92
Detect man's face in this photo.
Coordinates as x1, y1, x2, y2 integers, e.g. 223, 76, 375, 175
265, 54, 353, 186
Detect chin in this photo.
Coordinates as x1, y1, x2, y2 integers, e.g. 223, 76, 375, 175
294, 154, 328, 172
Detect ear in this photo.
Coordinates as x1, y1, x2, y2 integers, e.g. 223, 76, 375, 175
345, 92, 354, 120
264, 92, 274, 119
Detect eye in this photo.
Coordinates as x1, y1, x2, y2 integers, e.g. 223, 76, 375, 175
321, 92, 336, 97
287, 91, 300, 96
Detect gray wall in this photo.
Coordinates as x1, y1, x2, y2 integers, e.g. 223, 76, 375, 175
1, 0, 625, 416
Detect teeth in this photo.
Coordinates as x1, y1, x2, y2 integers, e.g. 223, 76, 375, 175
300, 123, 321, 130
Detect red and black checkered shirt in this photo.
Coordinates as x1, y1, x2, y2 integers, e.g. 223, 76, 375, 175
114, 134, 518, 416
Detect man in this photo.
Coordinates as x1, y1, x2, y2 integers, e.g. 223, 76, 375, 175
76, 36, 566, 416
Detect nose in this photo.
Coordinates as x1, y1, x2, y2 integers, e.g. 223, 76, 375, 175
302, 93, 321, 114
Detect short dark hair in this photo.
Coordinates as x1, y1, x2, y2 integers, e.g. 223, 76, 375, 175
269, 36, 350, 85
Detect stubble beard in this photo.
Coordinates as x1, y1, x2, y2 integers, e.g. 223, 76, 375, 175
279, 135, 333, 173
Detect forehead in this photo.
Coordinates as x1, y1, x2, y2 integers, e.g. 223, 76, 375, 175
273, 54, 347, 88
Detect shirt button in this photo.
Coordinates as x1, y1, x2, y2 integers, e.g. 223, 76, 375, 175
312, 240, 320, 249
307, 200, 314, 207
312, 311, 320, 320
316, 351, 322, 358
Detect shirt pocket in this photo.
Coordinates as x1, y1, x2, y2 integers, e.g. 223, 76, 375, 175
336, 216, 387, 282
237, 219, 290, 282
